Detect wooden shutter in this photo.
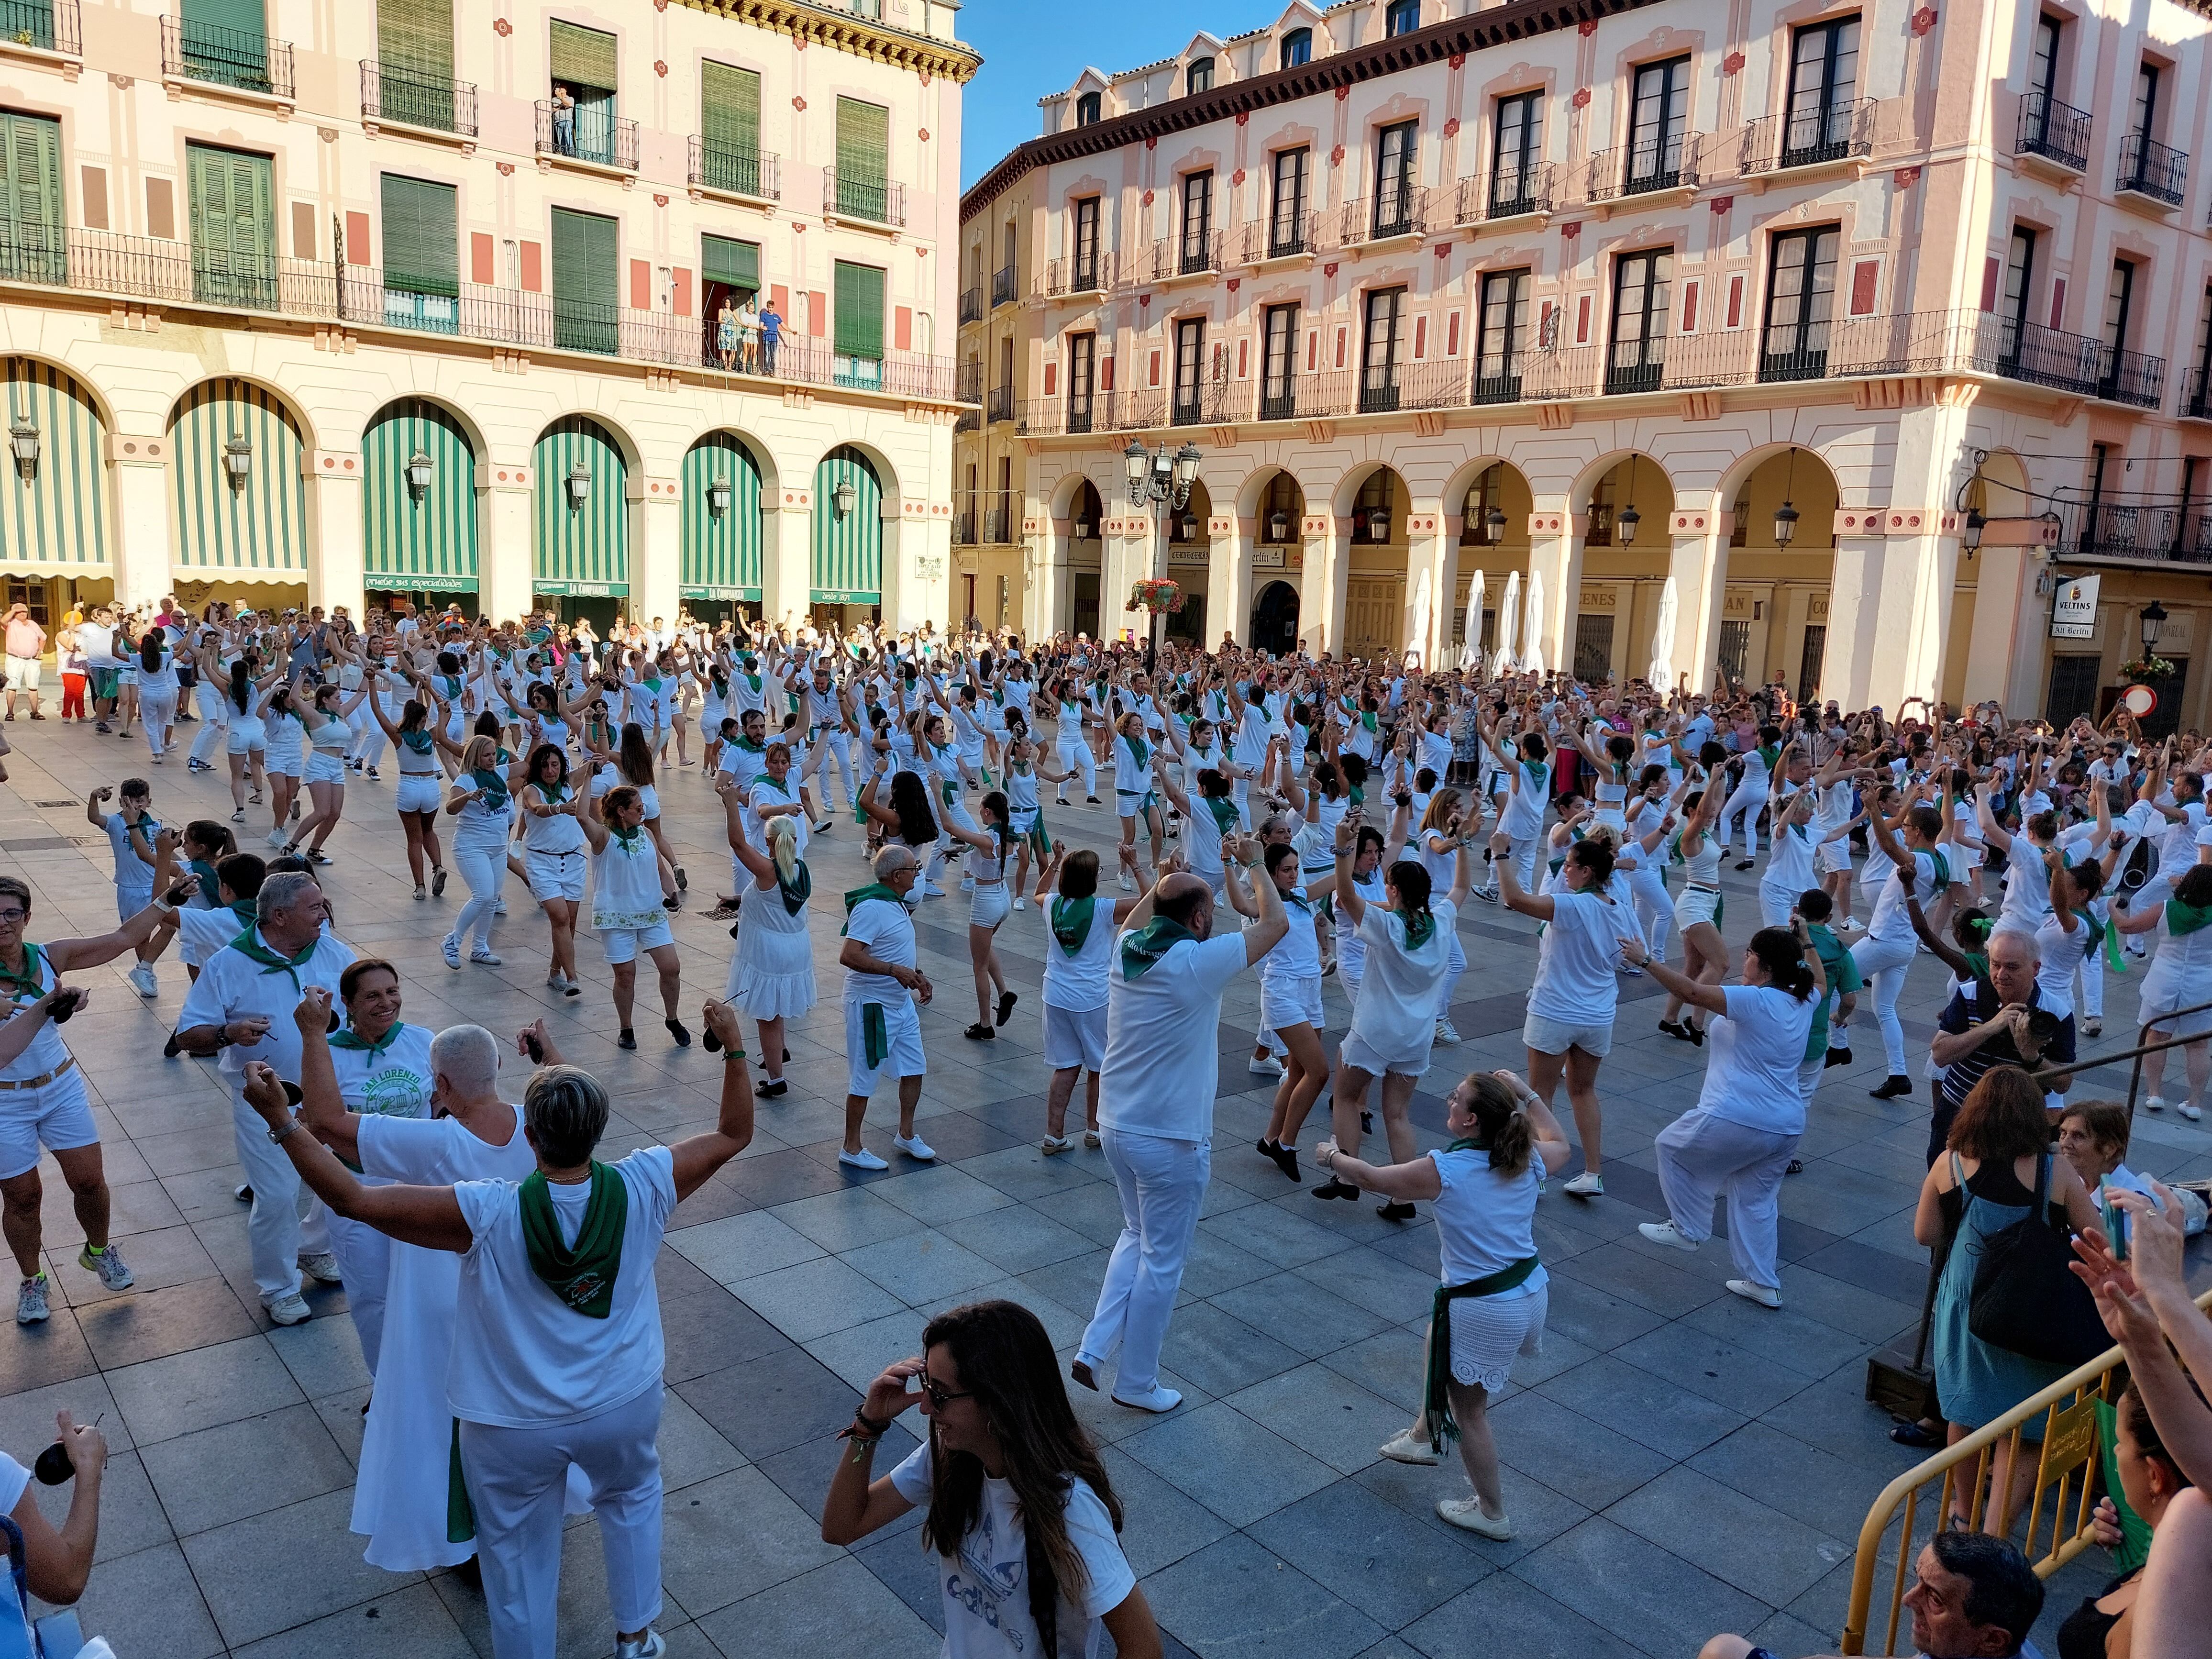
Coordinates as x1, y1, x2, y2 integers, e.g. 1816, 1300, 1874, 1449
550, 206, 618, 352
835, 97, 889, 187
549, 21, 617, 91
182, 0, 265, 37
833, 260, 885, 359
187, 143, 275, 306
380, 174, 458, 296
0, 114, 62, 276
377, 0, 453, 77
702, 62, 761, 153
702, 234, 759, 294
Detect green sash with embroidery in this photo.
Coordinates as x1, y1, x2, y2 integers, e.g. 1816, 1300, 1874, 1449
517, 1163, 627, 1320
1120, 916, 1196, 980
1051, 896, 1097, 956
777, 862, 813, 918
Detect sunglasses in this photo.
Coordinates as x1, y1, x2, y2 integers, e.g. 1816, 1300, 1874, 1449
915, 1374, 974, 1410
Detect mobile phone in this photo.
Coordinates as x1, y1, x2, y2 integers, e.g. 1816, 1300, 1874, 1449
2102, 1192, 2130, 1262
522, 1032, 544, 1063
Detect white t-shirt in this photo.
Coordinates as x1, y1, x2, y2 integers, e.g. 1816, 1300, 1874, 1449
843, 896, 918, 1002
1864, 847, 1943, 945
1041, 899, 1116, 1013
888, 1438, 1136, 1659
1696, 985, 1817, 1135
447, 1145, 676, 1428
1098, 931, 1251, 1140
177, 930, 359, 1086
1526, 888, 1624, 1024
1429, 1147, 1548, 1298
1348, 901, 1455, 1060
0, 1449, 25, 1519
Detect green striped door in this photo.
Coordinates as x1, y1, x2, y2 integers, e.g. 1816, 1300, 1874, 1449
181, 0, 269, 91
363, 399, 475, 592
187, 143, 276, 310
811, 446, 881, 604
550, 207, 617, 355
532, 417, 628, 596
167, 378, 308, 575
833, 260, 885, 388
0, 113, 62, 283
701, 63, 762, 195
0, 359, 107, 568
834, 97, 889, 220
379, 174, 458, 333
681, 433, 762, 599
376, 0, 454, 129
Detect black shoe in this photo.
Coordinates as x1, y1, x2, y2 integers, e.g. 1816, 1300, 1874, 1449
1070, 1359, 1099, 1392
163, 1034, 180, 1059
431, 867, 448, 898
450, 1555, 483, 1589
1890, 1419, 1944, 1449
1658, 1018, 1686, 1041
964, 1021, 997, 1040
1869, 1074, 1914, 1099
1784, 1158, 1805, 1175
1086, 795, 1100, 804
759, 1078, 788, 1098
1377, 1200, 1416, 1222
1685, 1022, 1705, 1047
1311, 1176, 1359, 1201
1734, 858, 1757, 872
995, 990, 1018, 1027
618, 1028, 637, 1051
665, 1019, 691, 1049
675, 867, 688, 891
1360, 1110, 1374, 1135
1824, 1045, 1852, 1069
1259, 1139, 1301, 1181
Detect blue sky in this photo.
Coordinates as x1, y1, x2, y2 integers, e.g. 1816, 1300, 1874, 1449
956, 0, 1288, 189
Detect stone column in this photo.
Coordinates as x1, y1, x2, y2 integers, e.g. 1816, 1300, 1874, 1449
106, 432, 171, 611
1022, 505, 1059, 644
1823, 506, 1963, 710
1209, 509, 1249, 649
886, 508, 951, 635
1299, 511, 1341, 655
631, 474, 681, 631
1406, 503, 1452, 669
1521, 508, 1578, 672
1663, 506, 1727, 693
761, 493, 811, 630
475, 461, 534, 623
307, 450, 365, 619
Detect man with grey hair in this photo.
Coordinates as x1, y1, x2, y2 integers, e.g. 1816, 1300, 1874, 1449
838, 844, 934, 1170
177, 871, 356, 1325
1929, 922, 2074, 1161
243, 994, 759, 1659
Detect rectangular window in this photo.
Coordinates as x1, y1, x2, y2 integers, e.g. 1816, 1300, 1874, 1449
0, 112, 60, 283
700, 231, 759, 361
549, 20, 619, 165
1261, 303, 1299, 418
1385, 0, 1419, 36
185, 141, 276, 310
1492, 93, 1541, 215
1607, 247, 1671, 394
378, 173, 459, 334
2032, 16, 2061, 105
1072, 196, 1100, 287
1269, 148, 1309, 255
1281, 28, 1310, 68
1759, 224, 1838, 381
1626, 55, 1691, 192
1374, 121, 1418, 236
1573, 614, 1615, 685
2002, 227, 2036, 355
1074, 91, 1100, 126
1179, 171, 1213, 272
2134, 61, 2160, 138
1797, 625, 1826, 705
549, 205, 618, 354
1360, 287, 1405, 411
1474, 269, 1529, 403
1784, 16, 1860, 165
2046, 653, 2102, 728
833, 259, 887, 387
376, 0, 456, 131
700, 61, 764, 196
2190, 285, 2212, 416
1067, 332, 1095, 432
2105, 258, 2136, 353
1172, 317, 1206, 423
834, 97, 892, 221
181, 0, 271, 93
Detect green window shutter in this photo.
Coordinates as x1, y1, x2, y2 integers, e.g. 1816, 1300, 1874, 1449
183, 0, 264, 36
187, 143, 275, 309
377, 0, 452, 77
181, 0, 267, 88
702, 63, 760, 151
549, 20, 617, 91
835, 97, 888, 187
702, 234, 759, 294
0, 114, 62, 280
380, 175, 457, 297
833, 260, 885, 359
551, 206, 618, 354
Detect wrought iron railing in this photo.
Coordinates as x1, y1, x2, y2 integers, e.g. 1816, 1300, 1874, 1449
1470, 353, 1526, 405
1257, 369, 1352, 421
2064, 501, 2209, 563
2180, 365, 2212, 420
2117, 131, 2188, 205
952, 509, 976, 543
688, 136, 779, 199
1170, 376, 1237, 426
535, 100, 638, 170
1579, 132, 1703, 202
2099, 343, 2167, 408
2014, 90, 2090, 171
1356, 356, 1465, 414
0, 0, 79, 55
992, 265, 1017, 307
958, 287, 982, 325
987, 385, 1015, 423
163, 15, 292, 99
823, 167, 906, 226
361, 61, 477, 136
1458, 164, 1552, 224
1338, 184, 1429, 245
1042, 254, 1110, 295
1738, 99, 1875, 173
1247, 210, 1319, 262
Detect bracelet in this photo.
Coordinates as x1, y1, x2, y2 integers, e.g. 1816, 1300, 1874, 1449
724, 1048, 749, 1062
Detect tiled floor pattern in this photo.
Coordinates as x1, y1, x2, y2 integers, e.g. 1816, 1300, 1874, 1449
1, 716, 2207, 1658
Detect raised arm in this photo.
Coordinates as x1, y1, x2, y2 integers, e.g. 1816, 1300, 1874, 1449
239, 1062, 472, 1251
668, 1003, 757, 1199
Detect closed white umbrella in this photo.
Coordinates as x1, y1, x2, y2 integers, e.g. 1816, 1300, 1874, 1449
1492, 571, 1520, 678
1521, 567, 1546, 676
1648, 575, 1679, 692
1463, 568, 1486, 671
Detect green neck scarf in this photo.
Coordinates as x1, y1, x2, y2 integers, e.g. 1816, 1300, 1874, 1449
1051, 896, 1097, 956
1207, 796, 1241, 837
608, 821, 644, 849
1361, 710, 1378, 733
231, 928, 320, 992
777, 861, 812, 918
401, 730, 434, 753
1120, 916, 1196, 979
1123, 733, 1149, 772
841, 882, 907, 935
736, 735, 766, 753
2168, 899, 2212, 937
226, 898, 258, 928
470, 768, 510, 807
0, 943, 47, 999
537, 779, 569, 803
190, 857, 222, 904
517, 1164, 627, 1320
329, 1019, 410, 1058
1399, 906, 1437, 952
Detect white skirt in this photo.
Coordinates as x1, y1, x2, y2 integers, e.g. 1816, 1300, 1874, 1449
727, 891, 818, 1020
1445, 1282, 1548, 1394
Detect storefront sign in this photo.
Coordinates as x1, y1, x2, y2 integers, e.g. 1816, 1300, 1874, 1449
680, 585, 763, 601
2050, 574, 2100, 640
1167, 546, 1208, 567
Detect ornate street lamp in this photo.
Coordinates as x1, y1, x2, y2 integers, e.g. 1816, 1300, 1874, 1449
406, 448, 433, 502
833, 477, 858, 520
565, 459, 591, 510
8, 415, 38, 479
708, 474, 733, 518
224, 431, 254, 488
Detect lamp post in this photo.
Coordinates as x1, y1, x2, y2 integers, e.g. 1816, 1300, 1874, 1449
7, 415, 37, 480
1123, 437, 1201, 648
2141, 599, 2169, 657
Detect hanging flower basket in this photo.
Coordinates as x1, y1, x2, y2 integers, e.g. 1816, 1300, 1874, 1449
1126, 579, 1184, 615
2121, 655, 2177, 685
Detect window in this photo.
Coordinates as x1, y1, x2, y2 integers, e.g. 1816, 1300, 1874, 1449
1187, 56, 1213, 95
1172, 317, 1206, 423
1261, 303, 1300, 418
376, 0, 458, 132
1374, 120, 1418, 235
181, 0, 273, 93
2105, 259, 2136, 354
2001, 226, 2036, 354
1759, 225, 1838, 381
834, 97, 892, 221
549, 21, 619, 165
1717, 620, 1751, 685
2046, 654, 2102, 728
701, 232, 760, 359
1269, 147, 1309, 255
549, 205, 618, 354
1626, 55, 1691, 192
1492, 93, 1542, 214
1179, 171, 1213, 273
1072, 196, 1100, 288
1074, 90, 1100, 126
186, 142, 277, 310
1784, 16, 1860, 164
1797, 626, 1826, 704
1281, 28, 1311, 69
1607, 248, 1671, 393
1068, 332, 1095, 432
833, 259, 886, 388
2031, 15, 2061, 102
1573, 615, 1615, 684
700, 62, 764, 197
2122, 61, 2172, 197
1474, 268, 1530, 402
2134, 61, 2160, 140
0, 111, 62, 283
1360, 287, 1405, 412
1385, 0, 1418, 36
1354, 471, 1395, 543
2190, 284, 2212, 416
378, 173, 459, 334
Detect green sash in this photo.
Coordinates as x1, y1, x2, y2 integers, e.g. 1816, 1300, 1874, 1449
400, 730, 435, 754
1207, 796, 1241, 838
1423, 1245, 1539, 1444
1120, 917, 1196, 980
230, 929, 321, 993
777, 862, 813, 918
2169, 899, 2212, 937
517, 1164, 627, 1320
329, 1019, 409, 1058
862, 1002, 889, 1068
1400, 907, 1437, 952
1051, 896, 1097, 956
841, 883, 905, 935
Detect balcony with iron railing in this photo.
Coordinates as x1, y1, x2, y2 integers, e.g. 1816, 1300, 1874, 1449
1257, 368, 1353, 422
1019, 389, 1164, 435
955, 360, 983, 402
2014, 90, 2090, 173
361, 61, 477, 137
1338, 183, 1429, 247
1577, 133, 1703, 204
535, 100, 638, 171
1457, 164, 1553, 225
2117, 131, 2188, 207
953, 407, 979, 435
823, 167, 907, 227
1042, 254, 1111, 295
992, 265, 1017, 308
984, 506, 1011, 544
163, 15, 292, 100
1737, 99, 1875, 175
2181, 365, 2212, 420
1355, 355, 1465, 414
1169, 375, 1239, 427
987, 385, 1015, 423
958, 286, 983, 325
0, 0, 81, 58
1145, 232, 1227, 282
953, 509, 976, 544
1971, 313, 2166, 406
688, 136, 779, 200
1245, 210, 1320, 263
2064, 500, 2212, 566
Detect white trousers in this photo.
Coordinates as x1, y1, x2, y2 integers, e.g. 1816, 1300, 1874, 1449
459, 1383, 665, 1659
188, 702, 227, 766
1059, 735, 1097, 799
1502, 831, 1541, 894
1717, 776, 1768, 858
1629, 865, 1673, 962
1846, 931, 1917, 1076
1654, 1107, 1799, 1291
451, 841, 507, 953
810, 729, 857, 809
1079, 1129, 1209, 1396
140, 690, 177, 755
325, 1208, 391, 1373
1758, 879, 1799, 929
230, 1092, 330, 1304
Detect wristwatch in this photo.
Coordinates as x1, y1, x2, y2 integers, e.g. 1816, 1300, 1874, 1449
267, 1116, 300, 1146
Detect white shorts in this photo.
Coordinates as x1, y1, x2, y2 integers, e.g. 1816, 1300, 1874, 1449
3, 655, 38, 692
599, 919, 675, 965
304, 751, 346, 785
1260, 973, 1324, 1032
1341, 1030, 1431, 1079
395, 774, 443, 814
0, 1069, 98, 1182
969, 881, 1010, 929
844, 994, 926, 1095
1814, 838, 1852, 876
227, 718, 266, 754
1042, 1001, 1106, 1072
526, 850, 587, 902
115, 884, 153, 925
1673, 886, 1721, 931
265, 750, 303, 780
1522, 1012, 1615, 1057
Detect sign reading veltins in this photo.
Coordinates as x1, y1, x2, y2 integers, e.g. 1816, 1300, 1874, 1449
2050, 574, 2101, 640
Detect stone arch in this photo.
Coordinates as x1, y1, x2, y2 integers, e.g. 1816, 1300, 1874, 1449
0, 355, 113, 572
166, 376, 313, 584
361, 397, 478, 603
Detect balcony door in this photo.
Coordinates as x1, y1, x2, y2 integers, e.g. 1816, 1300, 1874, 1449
1067, 332, 1095, 433
1269, 148, 1308, 256
1607, 248, 1670, 393
1360, 287, 1405, 412
1998, 226, 2036, 368
550, 205, 619, 354
182, 0, 270, 93
1474, 269, 1530, 403
1172, 318, 1206, 423
0, 112, 62, 283
1179, 172, 1213, 273
1626, 56, 1690, 191
377, 0, 456, 130
1759, 225, 1838, 381
1374, 121, 1417, 235
550, 21, 619, 164
187, 142, 277, 310
1492, 93, 1541, 213
1072, 196, 1100, 288
1261, 303, 1299, 419
1784, 15, 1860, 164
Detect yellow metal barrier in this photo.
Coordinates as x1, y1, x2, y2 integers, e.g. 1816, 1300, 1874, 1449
1842, 1286, 2212, 1655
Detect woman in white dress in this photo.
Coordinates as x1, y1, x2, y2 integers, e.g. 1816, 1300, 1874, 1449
518, 742, 588, 996
2113, 860, 2212, 1119
1253, 839, 1344, 1182
717, 779, 815, 1098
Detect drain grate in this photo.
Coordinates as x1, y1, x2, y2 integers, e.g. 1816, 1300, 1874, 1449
0, 837, 77, 852
31, 800, 73, 808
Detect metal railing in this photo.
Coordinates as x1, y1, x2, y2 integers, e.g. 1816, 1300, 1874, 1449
2117, 132, 2188, 205
1470, 353, 1526, 406
1169, 376, 1237, 427
1356, 355, 1465, 414
2015, 90, 2090, 171
1973, 313, 2166, 405
1339, 184, 1429, 245
361, 61, 477, 136
535, 100, 638, 171
1739, 99, 1876, 174
957, 287, 982, 325
951, 408, 978, 436
823, 167, 906, 226
0, 0, 79, 55
992, 265, 1017, 308
688, 136, 778, 200
986, 384, 1014, 423
2057, 500, 2212, 565
2181, 365, 2212, 420
163, 15, 292, 99
983, 507, 1009, 544
1042, 254, 1109, 295
954, 360, 983, 403
1459, 164, 1553, 224
2100, 344, 2166, 408
1246, 211, 1319, 262
952, 509, 976, 543
1579, 133, 1703, 202
1258, 368, 1353, 421
1144, 232, 1225, 281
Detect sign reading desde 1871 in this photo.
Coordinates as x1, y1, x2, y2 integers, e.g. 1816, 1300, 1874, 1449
2050, 573, 2100, 640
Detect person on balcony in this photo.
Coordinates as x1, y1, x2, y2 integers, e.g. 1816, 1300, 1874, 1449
550, 84, 576, 156
759, 296, 782, 376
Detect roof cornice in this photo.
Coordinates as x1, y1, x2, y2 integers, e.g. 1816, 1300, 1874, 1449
674, 0, 983, 84
961, 0, 1663, 221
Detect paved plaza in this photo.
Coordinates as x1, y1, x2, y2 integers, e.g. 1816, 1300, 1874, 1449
2, 717, 2209, 1659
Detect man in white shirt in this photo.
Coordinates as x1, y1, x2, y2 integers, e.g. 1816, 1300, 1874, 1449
1072, 848, 1287, 1413
175, 871, 357, 1325
838, 846, 935, 1170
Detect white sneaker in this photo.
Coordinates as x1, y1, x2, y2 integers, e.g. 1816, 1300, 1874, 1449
1248, 1055, 1284, 1078
493, 901, 509, 918
441, 934, 461, 970
1013, 896, 1028, 912
1434, 1020, 1463, 1046
1727, 1278, 1783, 1309
2146, 1095, 2167, 1113
1562, 1171, 1604, 1198
297, 1251, 343, 1284
265, 1292, 311, 1326
2183, 1104, 2205, 1122
1638, 1220, 1700, 1253
893, 1132, 937, 1161
615, 1632, 667, 1659
266, 829, 288, 848
1118, 873, 1135, 892
128, 964, 158, 998
1111, 1383, 1183, 1414
1378, 1429, 1439, 1466
1435, 1497, 1513, 1539
838, 1147, 889, 1171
